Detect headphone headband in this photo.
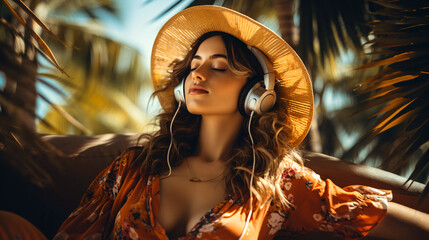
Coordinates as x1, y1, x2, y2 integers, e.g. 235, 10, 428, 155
247, 46, 275, 91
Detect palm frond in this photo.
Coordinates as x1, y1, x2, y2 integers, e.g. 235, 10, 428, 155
43, 0, 118, 20
0, 32, 63, 187
353, 0, 429, 185
297, 0, 371, 81
37, 85, 153, 135
0, 0, 136, 187
1, 0, 67, 74
40, 20, 147, 102
224, 0, 276, 20
35, 18, 150, 135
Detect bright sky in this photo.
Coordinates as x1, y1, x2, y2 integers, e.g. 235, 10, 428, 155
110, 0, 194, 61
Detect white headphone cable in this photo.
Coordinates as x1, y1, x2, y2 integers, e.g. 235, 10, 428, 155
165, 101, 182, 178
238, 110, 256, 240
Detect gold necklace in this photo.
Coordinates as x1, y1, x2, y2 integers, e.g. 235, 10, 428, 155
185, 158, 225, 183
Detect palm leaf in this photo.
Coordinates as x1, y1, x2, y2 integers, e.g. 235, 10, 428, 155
11, 0, 71, 47
352, 0, 429, 186
0, 0, 134, 187
36, 18, 150, 135
297, 0, 371, 81
1, 0, 67, 74
37, 85, 153, 135
43, 0, 118, 20
37, 92, 90, 134
40, 20, 147, 102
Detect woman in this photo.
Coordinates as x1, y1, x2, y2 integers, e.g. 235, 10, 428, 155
2, 5, 427, 240
52, 5, 429, 239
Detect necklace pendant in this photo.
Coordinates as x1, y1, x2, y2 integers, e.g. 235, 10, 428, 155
189, 177, 202, 182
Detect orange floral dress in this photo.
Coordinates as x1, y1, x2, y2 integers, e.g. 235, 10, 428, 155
54, 148, 392, 240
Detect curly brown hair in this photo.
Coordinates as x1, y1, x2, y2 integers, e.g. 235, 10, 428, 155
134, 31, 302, 208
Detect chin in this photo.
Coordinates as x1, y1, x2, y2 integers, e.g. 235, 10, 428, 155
186, 105, 204, 115
187, 107, 241, 117
186, 102, 240, 116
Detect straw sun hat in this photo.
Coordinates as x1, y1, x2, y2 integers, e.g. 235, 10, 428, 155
151, 5, 313, 147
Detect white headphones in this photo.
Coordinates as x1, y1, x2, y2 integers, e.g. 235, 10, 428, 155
174, 46, 276, 117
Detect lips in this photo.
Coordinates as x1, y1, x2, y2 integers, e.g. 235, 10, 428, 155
189, 85, 208, 95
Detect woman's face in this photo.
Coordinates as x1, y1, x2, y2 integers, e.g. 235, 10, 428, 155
184, 35, 248, 116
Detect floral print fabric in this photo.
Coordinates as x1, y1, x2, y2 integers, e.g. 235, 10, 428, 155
55, 148, 392, 240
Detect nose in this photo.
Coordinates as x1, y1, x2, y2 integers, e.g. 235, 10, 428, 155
191, 65, 207, 83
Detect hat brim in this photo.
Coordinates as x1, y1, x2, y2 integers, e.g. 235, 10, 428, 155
151, 5, 313, 147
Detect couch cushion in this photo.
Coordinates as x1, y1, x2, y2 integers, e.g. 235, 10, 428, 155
0, 133, 140, 239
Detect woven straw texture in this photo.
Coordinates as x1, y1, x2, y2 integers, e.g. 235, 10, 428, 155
151, 5, 313, 147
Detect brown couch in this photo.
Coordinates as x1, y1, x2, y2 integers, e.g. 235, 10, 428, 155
0, 133, 427, 239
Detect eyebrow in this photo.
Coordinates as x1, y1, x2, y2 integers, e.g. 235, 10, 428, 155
192, 54, 227, 60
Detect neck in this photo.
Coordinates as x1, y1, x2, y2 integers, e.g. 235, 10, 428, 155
195, 112, 244, 162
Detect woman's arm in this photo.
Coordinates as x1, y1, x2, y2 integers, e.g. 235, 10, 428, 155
303, 151, 429, 213
367, 202, 429, 239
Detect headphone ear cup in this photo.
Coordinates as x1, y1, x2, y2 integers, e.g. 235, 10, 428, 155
174, 79, 186, 105
238, 77, 261, 117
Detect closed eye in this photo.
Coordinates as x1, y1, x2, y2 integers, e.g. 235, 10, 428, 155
212, 68, 226, 72
189, 68, 226, 72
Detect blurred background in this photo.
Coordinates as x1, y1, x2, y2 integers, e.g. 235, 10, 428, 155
1, 0, 428, 189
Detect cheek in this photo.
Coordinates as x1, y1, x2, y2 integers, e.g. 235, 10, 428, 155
212, 78, 247, 111
221, 78, 247, 99
183, 75, 192, 101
